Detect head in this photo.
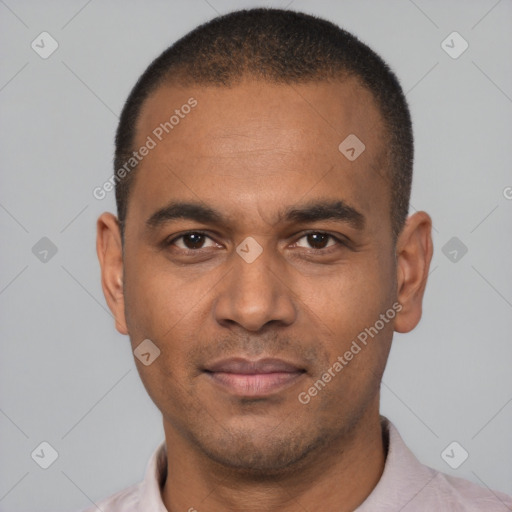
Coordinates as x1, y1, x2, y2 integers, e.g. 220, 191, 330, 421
97, 8, 432, 474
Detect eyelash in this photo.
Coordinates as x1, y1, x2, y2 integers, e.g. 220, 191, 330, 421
165, 230, 347, 255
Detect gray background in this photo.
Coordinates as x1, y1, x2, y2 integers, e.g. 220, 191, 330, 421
1, 0, 511, 510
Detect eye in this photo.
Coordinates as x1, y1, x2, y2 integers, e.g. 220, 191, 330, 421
164, 230, 346, 255
169, 232, 218, 250
294, 232, 342, 251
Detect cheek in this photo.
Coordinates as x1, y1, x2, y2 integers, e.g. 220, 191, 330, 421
308, 259, 392, 331
300, 258, 396, 388
123, 252, 196, 337
123, 255, 214, 389
124, 267, 198, 411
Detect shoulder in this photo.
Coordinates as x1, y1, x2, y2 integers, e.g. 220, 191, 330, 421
359, 417, 512, 511
420, 470, 512, 512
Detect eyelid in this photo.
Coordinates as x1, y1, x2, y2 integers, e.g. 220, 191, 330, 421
292, 230, 347, 251
296, 229, 348, 242
166, 230, 219, 249
165, 229, 347, 252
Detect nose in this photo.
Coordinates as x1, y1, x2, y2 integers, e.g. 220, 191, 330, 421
213, 245, 297, 332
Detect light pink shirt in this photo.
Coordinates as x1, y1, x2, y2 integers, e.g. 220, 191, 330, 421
80, 417, 512, 511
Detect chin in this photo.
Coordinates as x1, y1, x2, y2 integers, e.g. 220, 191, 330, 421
189, 421, 327, 475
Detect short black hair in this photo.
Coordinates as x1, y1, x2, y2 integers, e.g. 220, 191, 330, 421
114, 8, 413, 242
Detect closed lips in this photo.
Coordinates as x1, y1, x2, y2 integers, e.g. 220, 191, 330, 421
203, 357, 306, 374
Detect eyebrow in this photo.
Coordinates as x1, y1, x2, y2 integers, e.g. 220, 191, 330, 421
145, 199, 366, 231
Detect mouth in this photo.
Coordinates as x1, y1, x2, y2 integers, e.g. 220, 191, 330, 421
202, 357, 307, 398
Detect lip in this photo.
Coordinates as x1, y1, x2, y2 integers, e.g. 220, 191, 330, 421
203, 357, 306, 397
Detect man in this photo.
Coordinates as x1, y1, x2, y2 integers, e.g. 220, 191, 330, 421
91, 7, 512, 512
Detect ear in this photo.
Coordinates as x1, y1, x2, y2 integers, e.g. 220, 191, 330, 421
394, 211, 433, 333
96, 212, 128, 335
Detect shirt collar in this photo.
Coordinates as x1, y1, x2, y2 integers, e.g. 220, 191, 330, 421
137, 416, 435, 511
355, 416, 436, 510
137, 439, 168, 512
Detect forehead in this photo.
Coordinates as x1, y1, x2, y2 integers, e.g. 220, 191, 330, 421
127, 78, 389, 235
138, 77, 384, 152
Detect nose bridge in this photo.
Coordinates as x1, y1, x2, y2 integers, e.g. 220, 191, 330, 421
235, 243, 276, 299
213, 240, 296, 331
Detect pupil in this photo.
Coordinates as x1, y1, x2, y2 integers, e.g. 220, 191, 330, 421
308, 233, 328, 249
184, 233, 204, 249
182, 233, 329, 250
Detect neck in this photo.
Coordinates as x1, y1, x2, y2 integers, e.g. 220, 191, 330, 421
162, 405, 386, 512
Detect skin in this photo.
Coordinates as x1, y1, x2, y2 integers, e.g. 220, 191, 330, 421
97, 77, 432, 512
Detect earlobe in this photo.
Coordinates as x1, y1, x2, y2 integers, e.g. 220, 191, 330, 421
394, 211, 433, 334
96, 212, 129, 335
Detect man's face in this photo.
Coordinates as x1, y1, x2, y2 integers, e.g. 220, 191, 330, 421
116, 78, 399, 472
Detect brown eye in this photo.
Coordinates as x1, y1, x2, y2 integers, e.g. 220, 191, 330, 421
171, 232, 216, 250
295, 232, 338, 250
